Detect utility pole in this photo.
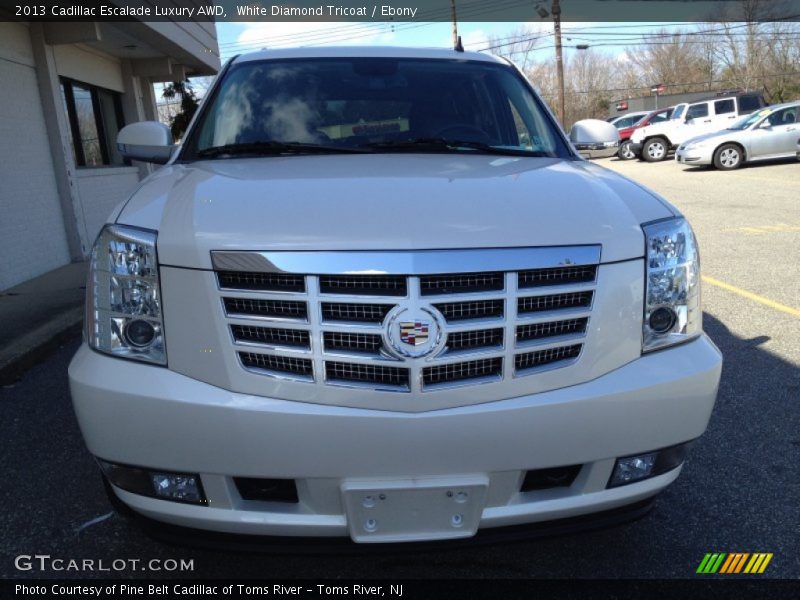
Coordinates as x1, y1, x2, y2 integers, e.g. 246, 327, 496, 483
450, 0, 459, 48
552, 0, 565, 125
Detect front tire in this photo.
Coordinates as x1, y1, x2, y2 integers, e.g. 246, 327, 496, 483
642, 137, 669, 162
713, 144, 743, 170
618, 141, 636, 160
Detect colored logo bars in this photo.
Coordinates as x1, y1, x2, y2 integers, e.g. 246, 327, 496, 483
399, 321, 430, 346
696, 552, 773, 574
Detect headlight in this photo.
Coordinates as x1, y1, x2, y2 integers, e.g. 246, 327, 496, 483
642, 217, 701, 352
86, 224, 166, 365
685, 140, 709, 150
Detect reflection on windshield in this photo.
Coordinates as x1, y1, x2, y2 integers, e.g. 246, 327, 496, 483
184, 58, 569, 159
727, 110, 768, 131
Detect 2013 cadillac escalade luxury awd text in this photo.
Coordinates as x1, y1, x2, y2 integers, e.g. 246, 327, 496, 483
68, 47, 722, 544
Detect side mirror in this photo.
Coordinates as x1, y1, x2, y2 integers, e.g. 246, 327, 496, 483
569, 119, 620, 159
117, 121, 175, 164
759, 120, 772, 129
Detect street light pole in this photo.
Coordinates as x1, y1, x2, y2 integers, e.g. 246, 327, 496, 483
552, 0, 565, 125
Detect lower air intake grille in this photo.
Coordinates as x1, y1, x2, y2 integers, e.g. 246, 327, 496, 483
521, 465, 582, 491
231, 325, 310, 348
224, 297, 308, 320
323, 332, 383, 354
319, 275, 407, 296
518, 292, 593, 314
239, 352, 313, 377
321, 302, 393, 323
234, 478, 299, 503
515, 345, 582, 372
217, 271, 305, 292
423, 357, 502, 386
516, 318, 588, 342
447, 328, 504, 351
434, 299, 504, 322
325, 361, 409, 388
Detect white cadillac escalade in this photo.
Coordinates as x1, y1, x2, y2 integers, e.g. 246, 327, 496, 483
68, 47, 722, 545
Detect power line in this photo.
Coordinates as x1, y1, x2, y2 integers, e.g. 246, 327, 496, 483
219, 0, 532, 50
561, 71, 800, 96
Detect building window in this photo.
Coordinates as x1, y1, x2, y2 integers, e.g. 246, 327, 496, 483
61, 79, 125, 167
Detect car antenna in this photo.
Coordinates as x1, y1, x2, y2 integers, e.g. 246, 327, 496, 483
454, 35, 464, 52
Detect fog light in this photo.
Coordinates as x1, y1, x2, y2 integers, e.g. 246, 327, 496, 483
607, 442, 693, 488
151, 473, 203, 503
609, 453, 657, 487
98, 460, 206, 505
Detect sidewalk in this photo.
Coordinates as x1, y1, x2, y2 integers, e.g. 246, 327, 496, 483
0, 261, 87, 384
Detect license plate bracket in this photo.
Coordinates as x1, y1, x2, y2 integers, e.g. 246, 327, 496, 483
341, 476, 488, 543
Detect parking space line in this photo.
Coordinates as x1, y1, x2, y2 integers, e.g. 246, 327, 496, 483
703, 276, 800, 319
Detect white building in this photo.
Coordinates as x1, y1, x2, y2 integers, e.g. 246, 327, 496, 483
0, 19, 220, 291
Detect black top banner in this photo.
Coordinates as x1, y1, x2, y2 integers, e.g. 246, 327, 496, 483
3, 0, 800, 22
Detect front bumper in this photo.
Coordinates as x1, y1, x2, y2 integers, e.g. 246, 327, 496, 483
69, 336, 721, 541
675, 147, 712, 165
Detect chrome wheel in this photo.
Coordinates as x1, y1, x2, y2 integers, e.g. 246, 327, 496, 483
714, 144, 743, 170
642, 137, 669, 162
647, 142, 665, 159
618, 142, 635, 160
719, 148, 740, 167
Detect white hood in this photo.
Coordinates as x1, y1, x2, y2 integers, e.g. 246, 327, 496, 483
117, 154, 676, 268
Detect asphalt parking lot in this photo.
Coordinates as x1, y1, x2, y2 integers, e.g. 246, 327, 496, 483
1, 156, 798, 581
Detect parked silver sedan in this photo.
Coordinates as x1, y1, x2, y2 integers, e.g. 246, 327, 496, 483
675, 102, 800, 170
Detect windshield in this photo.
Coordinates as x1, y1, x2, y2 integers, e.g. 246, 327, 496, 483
182, 58, 571, 160
671, 105, 686, 120
727, 109, 771, 130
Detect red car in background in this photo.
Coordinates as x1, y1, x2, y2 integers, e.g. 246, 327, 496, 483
617, 106, 676, 160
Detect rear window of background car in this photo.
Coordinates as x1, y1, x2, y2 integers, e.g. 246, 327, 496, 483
714, 99, 735, 115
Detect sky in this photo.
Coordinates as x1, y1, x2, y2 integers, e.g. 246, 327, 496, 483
214, 20, 681, 64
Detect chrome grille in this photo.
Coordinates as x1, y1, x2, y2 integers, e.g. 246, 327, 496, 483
518, 291, 593, 314
212, 246, 599, 393
518, 265, 597, 288
515, 344, 582, 372
326, 361, 409, 388
239, 352, 313, 378
420, 272, 504, 295
321, 302, 392, 323
434, 299, 504, 322
447, 328, 504, 351
423, 358, 503, 386
516, 318, 588, 343
324, 331, 383, 354
232, 325, 310, 349
224, 297, 308, 320
319, 275, 407, 296
218, 271, 305, 292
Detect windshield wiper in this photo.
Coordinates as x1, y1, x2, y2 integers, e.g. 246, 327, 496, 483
196, 141, 369, 159
362, 137, 550, 157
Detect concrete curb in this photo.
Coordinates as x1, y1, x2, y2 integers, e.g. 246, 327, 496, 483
0, 306, 83, 386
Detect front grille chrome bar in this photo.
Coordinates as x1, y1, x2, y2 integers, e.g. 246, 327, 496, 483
211, 246, 601, 275
214, 247, 601, 391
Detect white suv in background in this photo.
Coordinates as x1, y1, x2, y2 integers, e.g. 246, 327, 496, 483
69, 47, 722, 545
630, 93, 765, 162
